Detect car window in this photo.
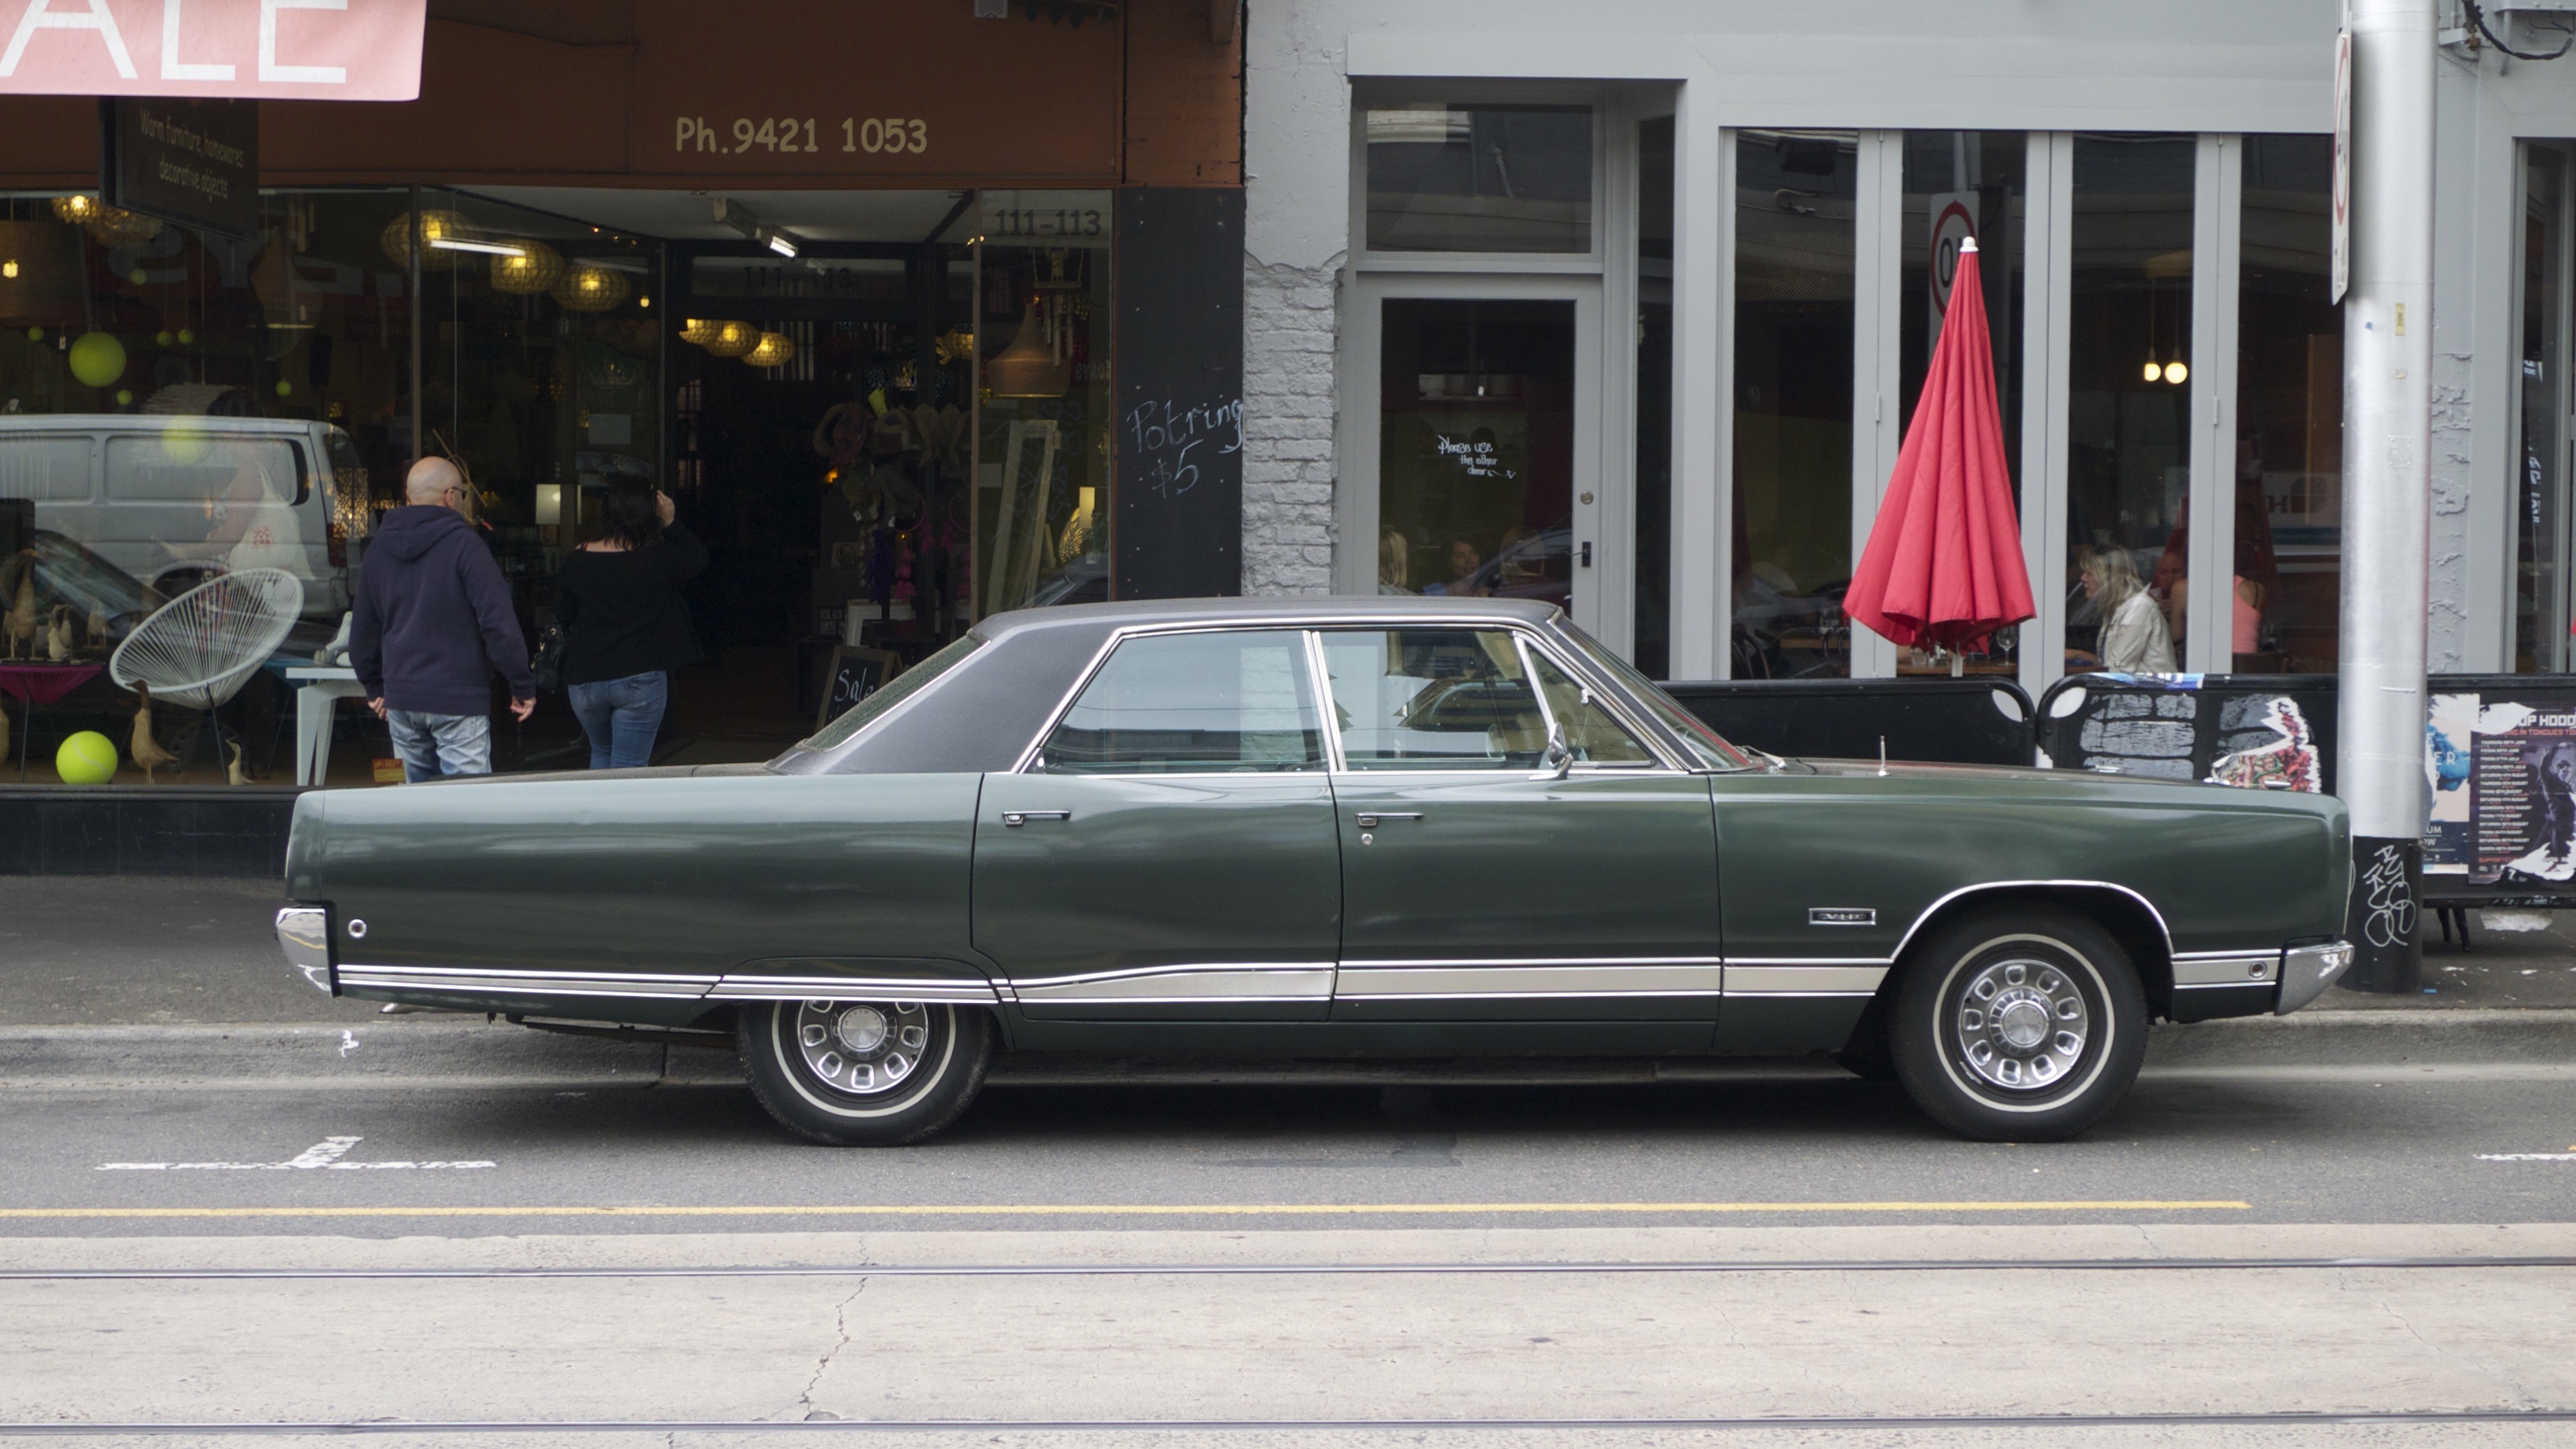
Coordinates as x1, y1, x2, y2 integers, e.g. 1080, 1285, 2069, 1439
1036, 629, 1325, 774
1555, 620, 1753, 770
106, 434, 306, 505
0, 436, 94, 502
1319, 627, 1548, 770
800, 632, 983, 752
1526, 647, 1658, 765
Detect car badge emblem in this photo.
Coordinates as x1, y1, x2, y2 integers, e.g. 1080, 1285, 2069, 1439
1808, 907, 1875, 927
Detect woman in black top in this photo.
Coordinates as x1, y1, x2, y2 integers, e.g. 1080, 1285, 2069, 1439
557, 479, 708, 768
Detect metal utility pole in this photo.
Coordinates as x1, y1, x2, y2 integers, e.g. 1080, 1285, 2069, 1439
2338, 0, 2434, 991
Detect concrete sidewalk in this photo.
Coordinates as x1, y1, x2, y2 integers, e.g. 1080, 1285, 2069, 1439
4, 877, 2574, 1087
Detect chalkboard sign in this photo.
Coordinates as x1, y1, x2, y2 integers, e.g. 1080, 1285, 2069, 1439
815, 646, 902, 732
1114, 186, 1244, 600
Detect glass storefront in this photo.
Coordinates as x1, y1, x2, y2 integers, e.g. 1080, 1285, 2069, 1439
2235, 134, 2344, 673
2063, 134, 2196, 675
1632, 115, 1675, 679
1374, 299, 1577, 607
1731, 130, 1857, 679
0, 183, 1117, 782
2519, 145, 2567, 673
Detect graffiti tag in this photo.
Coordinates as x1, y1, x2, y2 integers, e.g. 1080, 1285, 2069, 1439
2360, 843, 2417, 951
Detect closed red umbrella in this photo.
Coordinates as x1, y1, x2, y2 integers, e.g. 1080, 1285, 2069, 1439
1842, 237, 2034, 667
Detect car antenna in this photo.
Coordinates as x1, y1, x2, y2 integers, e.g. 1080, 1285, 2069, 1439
1879, 736, 1888, 777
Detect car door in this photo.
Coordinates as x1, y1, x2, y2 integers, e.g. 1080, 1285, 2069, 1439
1320, 626, 1724, 1021
973, 627, 1342, 1021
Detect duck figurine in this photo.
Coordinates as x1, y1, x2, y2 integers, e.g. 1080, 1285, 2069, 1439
2, 565, 35, 661
224, 737, 252, 787
87, 601, 109, 654
45, 606, 71, 662
130, 682, 180, 784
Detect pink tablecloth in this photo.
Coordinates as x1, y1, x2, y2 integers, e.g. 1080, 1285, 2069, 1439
0, 664, 105, 707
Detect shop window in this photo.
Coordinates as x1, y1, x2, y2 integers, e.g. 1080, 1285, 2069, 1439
1632, 115, 1676, 679
2235, 134, 2343, 673
976, 193, 1111, 620
2519, 145, 2568, 672
2063, 134, 2196, 675
1899, 131, 2027, 675
1319, 627, 1548, 770
1365, 105, 1595, 254
1732, 129, 1857, 680
1376, 299, 1576, 610
1036, 628, 1323, 774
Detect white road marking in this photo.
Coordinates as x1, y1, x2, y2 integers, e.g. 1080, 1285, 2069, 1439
2474, 1153, 2576, 1161
98, 1136, 493, 1171
338, 1031, 359, 1057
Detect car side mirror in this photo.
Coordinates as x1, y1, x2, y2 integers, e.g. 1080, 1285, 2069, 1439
1540, 724, 1573, 781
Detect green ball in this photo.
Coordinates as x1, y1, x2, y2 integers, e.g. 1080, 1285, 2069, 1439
175, 328, 194, 345
274, 380, 293, 397
114, 389, 133, 406
155, 330, 172, 346
68, 331, 126, 388
55, 730, 118, 785
24, 326, 42, 342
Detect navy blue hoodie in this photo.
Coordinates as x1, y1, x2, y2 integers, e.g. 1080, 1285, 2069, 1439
350, 506, 535, 715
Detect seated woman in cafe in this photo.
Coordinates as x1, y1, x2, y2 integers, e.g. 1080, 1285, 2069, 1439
2075, 545, 2175, 674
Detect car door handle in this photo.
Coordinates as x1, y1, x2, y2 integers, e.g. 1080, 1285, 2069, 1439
1352, 812, 1422, 828
1000, 810, 1073, 826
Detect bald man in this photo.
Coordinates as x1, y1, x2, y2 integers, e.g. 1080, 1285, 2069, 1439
348, 457, 536, 782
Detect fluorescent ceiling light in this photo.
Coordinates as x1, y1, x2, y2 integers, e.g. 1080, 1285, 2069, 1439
764, 230, 799, 258
428, 237, 527, 256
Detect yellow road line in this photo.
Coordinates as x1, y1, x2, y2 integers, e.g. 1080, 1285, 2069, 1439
0, 1200, 2251, 1220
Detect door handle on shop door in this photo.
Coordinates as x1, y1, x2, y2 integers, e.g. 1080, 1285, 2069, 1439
1000, 811, 1073, 826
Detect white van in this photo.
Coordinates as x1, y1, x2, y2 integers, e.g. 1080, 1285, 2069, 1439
0, 414, 359, 620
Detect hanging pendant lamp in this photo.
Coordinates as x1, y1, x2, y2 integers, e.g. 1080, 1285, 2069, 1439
982, 303, 1069, 399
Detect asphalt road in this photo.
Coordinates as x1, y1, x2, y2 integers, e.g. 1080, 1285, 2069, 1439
2, 1067, 2570, 1234
4, 1050, 2574, 1443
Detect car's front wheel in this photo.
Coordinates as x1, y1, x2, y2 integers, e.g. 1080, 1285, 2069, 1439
738, 999, 990, 1146
1887, 907, 2146, 1142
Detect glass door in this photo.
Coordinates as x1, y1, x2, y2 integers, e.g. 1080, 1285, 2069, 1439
1346, 278, 1605, 629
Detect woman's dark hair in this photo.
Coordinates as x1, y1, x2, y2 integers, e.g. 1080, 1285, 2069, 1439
591, 477, 661, 550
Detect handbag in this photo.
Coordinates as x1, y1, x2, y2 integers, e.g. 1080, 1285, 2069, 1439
529, 623, 566, 693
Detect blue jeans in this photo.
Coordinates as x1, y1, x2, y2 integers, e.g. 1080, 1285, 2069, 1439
568, 671, 668, 770
386, 710, 492, 783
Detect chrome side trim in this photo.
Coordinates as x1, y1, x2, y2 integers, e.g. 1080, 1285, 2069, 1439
1006, 962, 1336, 1004
708, 975, 1001, 1004
334, 964, 718, 1001
1723, 964, 1891, 995
274, 907, 333, 995
2276, 940, 2354, 1015
1889, 881, 2177, 963
1336, 960, 1726, 998
2171, 951, 2281, 987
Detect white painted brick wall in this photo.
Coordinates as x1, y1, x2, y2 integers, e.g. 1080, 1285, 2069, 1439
1240, 254, 1342, 596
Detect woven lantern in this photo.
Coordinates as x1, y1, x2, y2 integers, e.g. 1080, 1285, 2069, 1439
701, 319, 760, 359
379, 210, 470, 270
551, 263, 630, 313
488, 239, 562, 295
745, 330, 796, 369
679, 317, 719, 348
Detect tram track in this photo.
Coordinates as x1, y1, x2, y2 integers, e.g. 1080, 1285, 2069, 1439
4, 1253, 2574, 1281
2, 1409, 2574, 1435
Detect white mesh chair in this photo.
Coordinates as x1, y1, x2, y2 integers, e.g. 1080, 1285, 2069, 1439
109, 568, 305, 712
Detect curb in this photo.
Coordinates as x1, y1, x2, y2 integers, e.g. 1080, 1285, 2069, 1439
1, 1010, 2570, 1090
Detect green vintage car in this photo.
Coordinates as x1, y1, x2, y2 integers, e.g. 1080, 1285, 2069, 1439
276, 598, 2353, 1145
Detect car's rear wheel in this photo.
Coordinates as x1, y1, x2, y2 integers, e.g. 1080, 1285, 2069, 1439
1887, 907, 2146, 1142
738, 999, 990, 1146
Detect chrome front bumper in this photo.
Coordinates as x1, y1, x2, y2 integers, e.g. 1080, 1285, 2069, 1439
2275, 940, 2354, 1015
276, 907, 334, 995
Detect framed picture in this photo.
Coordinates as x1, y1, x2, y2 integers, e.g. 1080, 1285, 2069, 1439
815, 645, 903, 732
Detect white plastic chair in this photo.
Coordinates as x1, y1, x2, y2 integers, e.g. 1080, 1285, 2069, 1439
109, 568, 305, 711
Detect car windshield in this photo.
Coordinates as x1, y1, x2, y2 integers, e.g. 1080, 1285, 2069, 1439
1555, 620, 1754, 771
796, 632, 985, 752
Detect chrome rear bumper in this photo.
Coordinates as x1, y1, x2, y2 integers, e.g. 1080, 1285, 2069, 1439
276, 907, 333, 995
2275, 940, 2354, 1015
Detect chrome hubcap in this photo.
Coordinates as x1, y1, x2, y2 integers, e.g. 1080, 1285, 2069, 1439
1953, 958, 2089, 1091
793, 1000, 932, 1095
